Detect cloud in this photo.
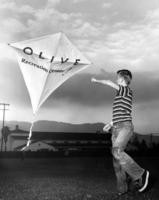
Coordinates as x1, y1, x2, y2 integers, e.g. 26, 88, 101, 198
72, 0, 86, 3
134, 100, 159, 133
1, 57, 159, 109
47, 0, 61, 5
0, 0, 105, 58
0, 59, 30, 107
1, 58, 159, 133
0, 1, 34, 42
0, 0, 159, 133
70, 22, 103, 38
103, 2, 112, 8
91, 8, 159, 74
44, 71, 159, 108
0, 1, 35, 17
1, 18, 27, 34
132, 72, 159, 103
49, 73, 114, 107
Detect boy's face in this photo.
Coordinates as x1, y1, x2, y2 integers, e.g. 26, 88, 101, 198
116, 74, 126, 85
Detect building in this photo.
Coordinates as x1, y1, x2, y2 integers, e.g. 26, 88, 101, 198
7, 125, 28, 151
6, 125, 111, 152
14, 141, 56, 151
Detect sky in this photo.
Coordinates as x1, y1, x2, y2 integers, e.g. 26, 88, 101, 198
0, 0, 159, 133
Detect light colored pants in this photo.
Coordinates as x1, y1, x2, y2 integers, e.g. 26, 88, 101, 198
111, 121, 144, 193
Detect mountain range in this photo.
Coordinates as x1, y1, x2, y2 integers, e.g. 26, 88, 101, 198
1, 120, 159, 144
1, 120, 104, 133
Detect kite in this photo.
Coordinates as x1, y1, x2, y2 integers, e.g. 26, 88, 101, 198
9, 32, 91, 150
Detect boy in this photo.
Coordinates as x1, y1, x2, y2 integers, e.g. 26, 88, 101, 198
91, 69, 149, 195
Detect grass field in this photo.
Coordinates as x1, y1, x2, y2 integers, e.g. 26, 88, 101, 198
0, 157, 158, 200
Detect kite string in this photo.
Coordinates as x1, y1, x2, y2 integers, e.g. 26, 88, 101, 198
21, 115, 36, 151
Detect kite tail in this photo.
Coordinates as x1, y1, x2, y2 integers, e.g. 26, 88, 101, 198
21, 116, 36, 151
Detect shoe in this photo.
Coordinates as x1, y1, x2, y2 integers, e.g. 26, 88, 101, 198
138, 170, 150, 192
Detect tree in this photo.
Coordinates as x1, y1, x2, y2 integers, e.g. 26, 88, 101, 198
132, 134, 140, 149
1, 126, 10, 151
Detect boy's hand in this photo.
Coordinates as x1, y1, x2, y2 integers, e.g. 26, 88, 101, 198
91, 77, 97, 83
91, 78, 119, 90
103, 122, 112, 132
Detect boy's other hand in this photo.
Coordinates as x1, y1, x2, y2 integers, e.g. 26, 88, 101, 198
103, 123, 112, 132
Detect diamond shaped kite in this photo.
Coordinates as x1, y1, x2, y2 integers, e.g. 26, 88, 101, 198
9, 32, 91, 149
10, 32, 91, 114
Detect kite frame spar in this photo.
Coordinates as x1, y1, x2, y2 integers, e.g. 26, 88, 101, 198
9, 32, 91, 150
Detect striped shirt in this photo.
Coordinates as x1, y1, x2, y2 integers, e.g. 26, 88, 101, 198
112, 85, 133, 124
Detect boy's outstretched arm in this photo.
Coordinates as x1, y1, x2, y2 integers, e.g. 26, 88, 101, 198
91, 78, 119, 90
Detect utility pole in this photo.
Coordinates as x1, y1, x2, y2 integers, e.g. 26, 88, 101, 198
0, 103, 9, 151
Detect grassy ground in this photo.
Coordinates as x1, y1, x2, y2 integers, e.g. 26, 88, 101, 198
0, 157, 158, 200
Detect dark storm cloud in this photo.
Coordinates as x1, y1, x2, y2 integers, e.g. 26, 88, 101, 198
1, 59, 159, 109
0, 59, 30, 107
49, 71, 159, 106
132, 72, 159, 103
49, 73, 115, 107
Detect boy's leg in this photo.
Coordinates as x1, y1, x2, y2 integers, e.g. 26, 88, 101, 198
111, 127, 128, 194
112, 157, 128, 194
112, 122, 145, 181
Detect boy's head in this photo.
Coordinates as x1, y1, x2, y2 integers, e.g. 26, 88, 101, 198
116, 69, 132, 85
